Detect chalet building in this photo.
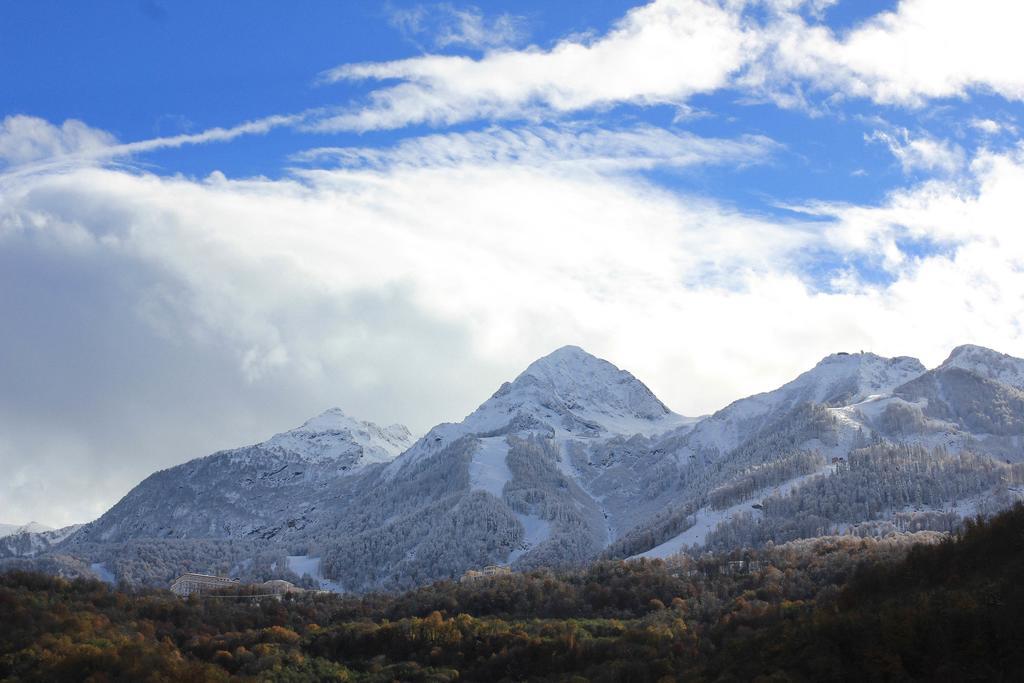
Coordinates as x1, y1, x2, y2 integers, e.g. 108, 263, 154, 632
260, 579, 304, 598
721, 559, 764, 576
170, 574, 309, 600
460, 564, 512, 583
169, 572, 239, 597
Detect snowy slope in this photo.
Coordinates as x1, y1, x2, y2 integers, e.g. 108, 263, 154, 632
634, 466, 829, 559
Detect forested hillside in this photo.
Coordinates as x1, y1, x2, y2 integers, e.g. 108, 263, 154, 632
4, 505, 1024, 681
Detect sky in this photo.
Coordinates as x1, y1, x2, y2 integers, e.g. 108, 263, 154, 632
2, 0, 1024, 527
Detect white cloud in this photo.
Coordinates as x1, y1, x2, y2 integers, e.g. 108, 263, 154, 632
317, 0, 1024, 130
389, 3, 527, 51
292, 123, 780, 172
969, 117, 1018, 137
0, 115, 116, 165
971, 118, 1003, 135
866, 129, 964, 175
0, 113, 303, 177
317, 0, 754, 131
436, 7, 525, 49
114, 113, 303, 155
752, 0, 1024, 107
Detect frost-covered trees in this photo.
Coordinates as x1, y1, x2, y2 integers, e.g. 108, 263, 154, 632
503, 436, 605, 570
703, 444, 1021, 551
707, 451, 823, 510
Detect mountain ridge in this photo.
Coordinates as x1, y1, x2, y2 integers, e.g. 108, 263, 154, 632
8, 342, 1024, 592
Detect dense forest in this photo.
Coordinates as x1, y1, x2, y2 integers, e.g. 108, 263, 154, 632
3, 505, 1024, 681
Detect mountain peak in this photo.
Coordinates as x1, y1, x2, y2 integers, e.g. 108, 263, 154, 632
941, 344, 1024, 391
444, 345, 687, 440
944, 344, 1015, 365
298, 407, 355, 431
515, 346, 670, 419
0, 521, 53, 539
799, 351, 925, 404
260, 408, 414, 466
687, 349, 926, 456
521, 345, 616, 381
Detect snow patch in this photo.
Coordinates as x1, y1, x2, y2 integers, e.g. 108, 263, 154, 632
508, 512, 552, 563
90, 562, 116, 585
286, 555, 343, 592
468, 437, 511, 498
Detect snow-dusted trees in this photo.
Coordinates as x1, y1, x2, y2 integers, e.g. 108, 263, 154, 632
603, 503, 696, 560
504, 435, 605, 570
703, 444, 1020, 551
707, 451, 823, 510
874, 401, 930, 436
897, 368, 1024, 435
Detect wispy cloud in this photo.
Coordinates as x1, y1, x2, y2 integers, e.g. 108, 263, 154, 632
0, 113, 308, 179
292, 124, 780, 172
388, 3, 527, 51
866, 128, 965, 175
318, 0, 753, 131
10, 1, 1024, 176
321, 0, 1024, 131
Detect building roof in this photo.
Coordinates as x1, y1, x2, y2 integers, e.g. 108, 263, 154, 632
171, 572, 238, 584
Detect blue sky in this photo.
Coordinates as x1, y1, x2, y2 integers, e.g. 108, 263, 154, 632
3, 1, 1018, 200
7, 0, 1016, 205
3, 0, 1024, 526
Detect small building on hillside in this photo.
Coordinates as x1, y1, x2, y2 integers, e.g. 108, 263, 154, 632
460, 564, 512, 583
170, 574, 311, 600
170, 572, 240, 597
259, 579, 304, 599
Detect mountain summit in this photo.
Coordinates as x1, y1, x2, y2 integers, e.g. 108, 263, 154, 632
684, 350, 927, 456
0, 522, 53, 539
261, 408, 413, 466
940, 344, 1024, 391
517, 345, 672, 420
469, 345, 690, 438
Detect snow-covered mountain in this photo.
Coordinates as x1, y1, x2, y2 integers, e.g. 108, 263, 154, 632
495, 345, 690, 434
11, 343, 1024, 591
261, 408, 413, 466
681, 351, 927, 457
390, 345, 694, 473
66, 411, 415, 546
0, 522, 52, 538
0, 523, 82, 559
941, 344, 1024, 391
